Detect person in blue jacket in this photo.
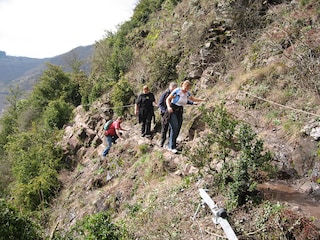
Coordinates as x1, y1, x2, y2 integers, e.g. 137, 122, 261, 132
165, 80, 206, 153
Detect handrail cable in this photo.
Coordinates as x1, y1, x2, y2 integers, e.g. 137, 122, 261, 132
242, 90, 320, 118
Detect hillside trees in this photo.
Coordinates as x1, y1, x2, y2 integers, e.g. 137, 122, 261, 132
31, 63, 81, 111
0, 63, 81, 212
5, 124, 63, 211
110, 77, 135, 116
24, 63, 80, 129
148, 49, 180, 90
0, 86, 23, 196
0, 199, 42, 239
89, 28, 133, 104
131, 0, 165, 26
0, 86, 23, 149
88, 0, 183, 106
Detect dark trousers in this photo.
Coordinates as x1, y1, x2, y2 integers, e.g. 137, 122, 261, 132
160, 113, 170, 147
141, 111, 153, 136
168, 110, 183, 150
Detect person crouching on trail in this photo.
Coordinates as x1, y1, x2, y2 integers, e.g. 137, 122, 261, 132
135, 85, 157, 137
102, 116, 127, 157
166, 80, 206, 154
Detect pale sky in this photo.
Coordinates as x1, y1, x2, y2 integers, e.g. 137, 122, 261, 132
0, 0, 137, 58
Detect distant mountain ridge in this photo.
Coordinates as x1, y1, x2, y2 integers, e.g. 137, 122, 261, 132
0, 45, 94, 113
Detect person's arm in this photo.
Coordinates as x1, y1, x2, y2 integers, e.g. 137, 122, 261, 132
189, 96, 206, 102
134, 95, 140, 115
119, 124, 128, 131
158, 93, 166, 113
166, 93, 174, 113
187, 99, 195, 105
134, 103, 139, 115
151, 93, 157, 107
114, 122, 125, 139
153, 100, 157, 107
115, 128, 124, 139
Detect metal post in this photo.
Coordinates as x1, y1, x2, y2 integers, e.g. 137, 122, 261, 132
199, 189, 238, 240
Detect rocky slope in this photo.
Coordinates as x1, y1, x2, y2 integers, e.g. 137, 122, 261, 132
47, 0, 320, 239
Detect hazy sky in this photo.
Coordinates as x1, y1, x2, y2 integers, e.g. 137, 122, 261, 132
0, 0, 137, 58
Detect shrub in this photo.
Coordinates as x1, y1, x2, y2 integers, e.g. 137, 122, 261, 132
5, 125, 63, 211
148, 49, 180, 90
110, 77, 135, 116
56, 211, 130, 240
0, 199, 42, 240
93, 30, 133, 83
189, 103, 274, 209
31, 64, 81, 109
131, 0, 165, 26
42, 99, 74, 129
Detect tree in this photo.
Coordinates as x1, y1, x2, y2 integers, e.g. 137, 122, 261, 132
0, 199, 42, 239
5, 125, 63, 211
111, 77, 135, 115
42, 98, 74, 129
31, 63, 81, 110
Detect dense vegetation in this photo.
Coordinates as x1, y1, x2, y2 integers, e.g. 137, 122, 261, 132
0, 0, 319, 238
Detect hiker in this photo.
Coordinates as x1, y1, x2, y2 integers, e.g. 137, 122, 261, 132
135, 85, 157, 137
158, 82, 194, 148
102, 116, 127, 157
166, 80, 206, 153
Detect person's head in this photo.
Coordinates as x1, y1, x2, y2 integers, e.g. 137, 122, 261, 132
181, 80, 191, 92
143, 85, 149, 93
117, 116, 124, 123
169, 82, 177, 92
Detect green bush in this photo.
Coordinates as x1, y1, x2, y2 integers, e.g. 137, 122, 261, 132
0, 199, 42, 240
110, 77, 135, 116
148, 49, 180, 90
5, 125, 63, 211
228, 0, 269, 34
56, 211, 130, 240
189, 103, 274, 209
132, 0, 165, 26
93, 30, 133, 83
31, 63, 81, 110
42, 99, 74, 129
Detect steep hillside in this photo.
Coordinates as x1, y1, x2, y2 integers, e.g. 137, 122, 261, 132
46, 0, 320, 239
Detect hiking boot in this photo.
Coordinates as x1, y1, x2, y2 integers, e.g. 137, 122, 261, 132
170, 149, 178, 154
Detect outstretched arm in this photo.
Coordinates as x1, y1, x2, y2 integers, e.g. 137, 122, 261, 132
115, 128, 124, 140
189, 96, 206, 102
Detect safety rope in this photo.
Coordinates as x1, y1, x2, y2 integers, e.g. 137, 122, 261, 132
82, 103, 135, 109
103, 104, 135, 110
242, 90, 320, 118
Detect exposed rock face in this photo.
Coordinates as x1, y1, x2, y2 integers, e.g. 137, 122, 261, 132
302, 119, 320, 140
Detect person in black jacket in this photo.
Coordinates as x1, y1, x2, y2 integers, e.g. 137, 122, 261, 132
135, 85, 157, 137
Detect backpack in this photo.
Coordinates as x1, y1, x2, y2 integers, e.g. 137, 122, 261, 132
103, 119, 113, 130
